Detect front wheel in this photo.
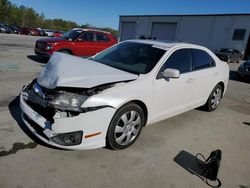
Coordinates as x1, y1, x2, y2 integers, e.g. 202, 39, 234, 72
204, 84, 223, 111
106, 103, 145, 150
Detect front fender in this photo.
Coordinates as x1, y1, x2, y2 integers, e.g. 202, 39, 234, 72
82, 94, 129, 109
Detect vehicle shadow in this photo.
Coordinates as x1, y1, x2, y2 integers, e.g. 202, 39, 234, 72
8, 96, 61, 150
243, 122, 250, 126
27, 55, 48, 64
173, 150, 221, 187
229, 70, 250, 83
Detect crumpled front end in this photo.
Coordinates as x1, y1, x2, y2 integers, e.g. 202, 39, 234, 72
20, 81, 116, 150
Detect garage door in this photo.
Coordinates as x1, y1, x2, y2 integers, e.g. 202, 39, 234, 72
121, 22, 136, 41
151, 22, 177, 41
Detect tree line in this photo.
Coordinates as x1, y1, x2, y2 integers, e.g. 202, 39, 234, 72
0, 0, 117, 36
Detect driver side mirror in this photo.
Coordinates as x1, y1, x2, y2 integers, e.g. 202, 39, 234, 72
162, 68, 180, 79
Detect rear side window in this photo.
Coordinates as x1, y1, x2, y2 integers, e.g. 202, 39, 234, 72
191, 49, 215, 70
96, 33, 109, 42
157, 49, 191, 79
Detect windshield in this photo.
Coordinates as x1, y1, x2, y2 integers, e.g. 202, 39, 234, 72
61, 29, 82, 40
91, 42, 166, 74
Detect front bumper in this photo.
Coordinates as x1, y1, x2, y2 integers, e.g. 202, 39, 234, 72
34, 48, 51, 58
20, 87, 116, 150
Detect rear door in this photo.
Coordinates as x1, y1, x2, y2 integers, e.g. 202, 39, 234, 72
94, 32, 114, 54
74, 31, 96, 57
189, 49, 218, 108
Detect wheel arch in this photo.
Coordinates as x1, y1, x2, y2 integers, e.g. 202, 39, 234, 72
217, 81, 225, 97
58, 48, 73, 55
117, 100, 148, 126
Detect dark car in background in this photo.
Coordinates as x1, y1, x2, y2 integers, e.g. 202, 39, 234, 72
0, 23, 12, 33
7, 24, 20, 34
215, 48, 242, 63
238, 60, 250, 80
34, 28, 117, 58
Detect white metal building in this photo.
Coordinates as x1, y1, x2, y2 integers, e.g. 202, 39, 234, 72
119, 14, 250, 59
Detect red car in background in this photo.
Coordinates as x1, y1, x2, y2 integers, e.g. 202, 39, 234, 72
34, 28, 117, 58
20, 28, 40, 36
53, 30, 64, 37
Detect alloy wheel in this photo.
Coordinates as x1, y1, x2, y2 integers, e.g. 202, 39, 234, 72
211, 88, 222, 109
114, 110, 142, 146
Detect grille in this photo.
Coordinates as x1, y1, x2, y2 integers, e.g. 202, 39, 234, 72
26, 101, 55, 122
24, 83, 56, 122
36, 42, 46, 50
23, 113, 48, 140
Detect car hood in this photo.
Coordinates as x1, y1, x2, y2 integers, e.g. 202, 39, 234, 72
37, 37, 67, 43
37, 52, 138, 89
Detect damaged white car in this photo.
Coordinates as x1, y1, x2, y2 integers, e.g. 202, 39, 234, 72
20, 40, 229, 150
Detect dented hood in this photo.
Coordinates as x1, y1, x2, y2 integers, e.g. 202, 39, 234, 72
37, 52, 138, 89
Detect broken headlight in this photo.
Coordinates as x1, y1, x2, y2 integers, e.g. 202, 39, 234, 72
49, 93, 88, 112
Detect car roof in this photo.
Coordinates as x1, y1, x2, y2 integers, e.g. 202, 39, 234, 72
125, 39, 202, 50
72, 28, 111, 34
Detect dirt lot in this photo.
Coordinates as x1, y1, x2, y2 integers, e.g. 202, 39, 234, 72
0, 33, 249, 188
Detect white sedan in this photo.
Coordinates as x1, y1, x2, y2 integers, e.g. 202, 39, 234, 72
20, 40, 229, 150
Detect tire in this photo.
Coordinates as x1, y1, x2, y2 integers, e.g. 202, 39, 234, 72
59, 50, 72, 55
204, 84, 223, 112
106, 103, 145, 150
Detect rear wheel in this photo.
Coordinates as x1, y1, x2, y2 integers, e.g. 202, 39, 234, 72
204, 84, 223, 111
106, 103, 145, 150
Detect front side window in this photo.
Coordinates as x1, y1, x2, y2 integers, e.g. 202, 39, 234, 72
61, 29, 82, 40
191, 49, 215, 70
91, 42, 166, 74
157, 49, 191, 79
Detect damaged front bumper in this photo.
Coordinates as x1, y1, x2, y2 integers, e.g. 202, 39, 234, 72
20, 86, 116, 150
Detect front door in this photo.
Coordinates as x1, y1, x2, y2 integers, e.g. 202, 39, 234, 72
152, 49, 196, 122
